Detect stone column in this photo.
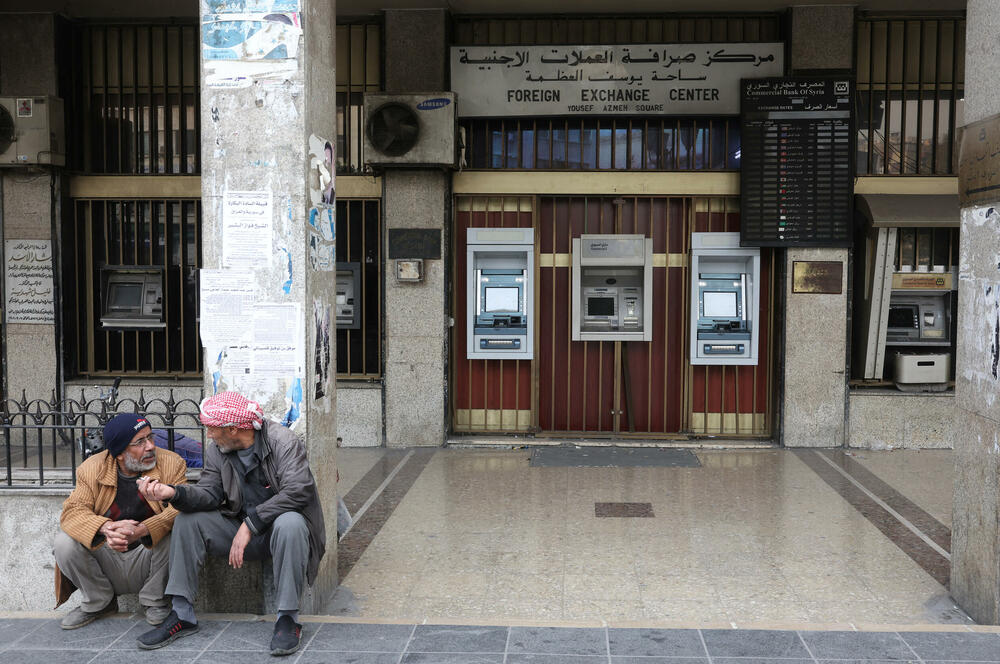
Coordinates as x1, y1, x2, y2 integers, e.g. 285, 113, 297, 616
779, 6, 854, 447
0, 14, 60, 403
199, 0, 338, 611
951, 0, 1000, 625
382, 9, 449, 448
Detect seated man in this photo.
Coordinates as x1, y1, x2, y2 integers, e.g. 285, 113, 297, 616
136, 391, 326, 657
54, 413, 188, 629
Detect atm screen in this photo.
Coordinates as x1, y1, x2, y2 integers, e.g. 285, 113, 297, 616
485, 286, 519, 312
703, 291, 737, 318
587, 297, 615, 317
888, 305, 917, 328
108, 282, 143, 310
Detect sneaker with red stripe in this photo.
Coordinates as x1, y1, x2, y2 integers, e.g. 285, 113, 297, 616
136, 610, 199, 649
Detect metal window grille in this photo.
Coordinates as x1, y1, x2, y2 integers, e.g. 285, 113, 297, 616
336, 198, 382, 378
63, 199, 202, 377
336, 21, 382, 174
894, 226, 959, 271
856, 15, 965, 176
460, 117, 740, 170
67, 23, 199, 175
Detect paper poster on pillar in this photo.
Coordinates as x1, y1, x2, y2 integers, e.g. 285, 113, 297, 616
201, 4, 302, 87
4, 240, 54, 324
308, 135, 335, 207
222, 190, 273, 268
198, 268, 256, 346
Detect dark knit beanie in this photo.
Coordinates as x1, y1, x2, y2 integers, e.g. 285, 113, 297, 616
104, 413, 151, 457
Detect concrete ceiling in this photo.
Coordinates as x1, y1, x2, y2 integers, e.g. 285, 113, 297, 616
0, 0, 967, 19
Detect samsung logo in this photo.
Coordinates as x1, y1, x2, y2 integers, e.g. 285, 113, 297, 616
416, 98, 451, 111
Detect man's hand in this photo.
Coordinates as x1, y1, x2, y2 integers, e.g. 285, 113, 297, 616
229, 522, 252, 569
138, 477, 176, 502
100, 519, 140, 552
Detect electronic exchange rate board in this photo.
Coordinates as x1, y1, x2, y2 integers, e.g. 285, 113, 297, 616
740, 78, 853, 247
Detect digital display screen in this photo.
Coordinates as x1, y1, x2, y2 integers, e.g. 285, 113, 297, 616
485, 286, 519, 312
108, 283, 143, 309
703, 291, 738, 318
587, 296, 615, 317
888, 305, 917, 328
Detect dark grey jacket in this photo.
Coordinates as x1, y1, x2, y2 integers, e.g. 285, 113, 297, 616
170, 420, 327, 584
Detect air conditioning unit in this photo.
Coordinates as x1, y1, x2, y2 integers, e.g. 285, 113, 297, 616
0, 96, 65, 166
363, 92, 456, 168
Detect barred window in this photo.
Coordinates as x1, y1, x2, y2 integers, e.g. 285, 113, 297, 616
856, 15, 965, 176
336, 21, 382, 174
63, 199, 202, 377
67, 23, 199, 175
461, 118, 739, 171
336, 199, 382, 379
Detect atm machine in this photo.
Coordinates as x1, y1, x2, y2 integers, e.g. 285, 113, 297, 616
571, 234, 653, 342
689, 233, 760, 365
466, 227, 534, 360
335, 262, 361, 329
100, 266, 165, 329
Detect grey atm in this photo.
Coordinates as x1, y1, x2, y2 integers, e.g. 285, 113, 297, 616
335, 262, 361, 329
572, 234, 652, 342
466, 228, 534, 360
100, 266, 165, 329
690, 233, 760, 365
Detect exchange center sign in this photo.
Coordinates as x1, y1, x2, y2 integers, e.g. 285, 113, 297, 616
451, 43, 784, 118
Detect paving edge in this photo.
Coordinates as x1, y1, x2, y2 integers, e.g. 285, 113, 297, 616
1, 611, 993, 632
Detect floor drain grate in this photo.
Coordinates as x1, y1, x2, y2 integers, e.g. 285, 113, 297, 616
595, 502, 655, 518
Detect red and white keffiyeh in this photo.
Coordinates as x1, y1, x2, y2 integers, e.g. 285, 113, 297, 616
199, 391, 264, 430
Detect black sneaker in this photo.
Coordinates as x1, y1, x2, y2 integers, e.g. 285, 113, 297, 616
136, 610, 199, 650
270, 614, 302, 656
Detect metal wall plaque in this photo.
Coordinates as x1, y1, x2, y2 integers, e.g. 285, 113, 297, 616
958, 112, 1000, 206
451, 43, 783, 117
792, 261, 844, 294
388, 229, 441, 259
741, 78, 854, 247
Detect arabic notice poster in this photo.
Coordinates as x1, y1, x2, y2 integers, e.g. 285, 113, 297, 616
5, 240, 54, 324
223, 190, 273, 268
199, 269, 256, 346
252, 303, 302, 376
450, 43, 783, 117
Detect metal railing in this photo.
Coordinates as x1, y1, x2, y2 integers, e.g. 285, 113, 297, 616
0, 386, 205, 488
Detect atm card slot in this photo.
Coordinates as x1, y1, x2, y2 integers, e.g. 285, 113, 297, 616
480, 338, 522, 349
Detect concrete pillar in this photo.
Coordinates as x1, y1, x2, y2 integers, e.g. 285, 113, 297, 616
382, 9, 449, 448
951, 0, 1000, 625
779, 6, 854, 447
0, 14, 60, 403
199, 0, 338, 611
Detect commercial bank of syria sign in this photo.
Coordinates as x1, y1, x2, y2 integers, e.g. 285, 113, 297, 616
450, 43, 784, 118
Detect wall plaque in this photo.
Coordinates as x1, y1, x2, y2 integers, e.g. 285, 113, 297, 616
388, 229, 441, 259
792, 261, 843, 294
958, 112, 1000, 206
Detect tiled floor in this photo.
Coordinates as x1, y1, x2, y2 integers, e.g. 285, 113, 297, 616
2, 618, 1000, 664
332, 447, 969, 626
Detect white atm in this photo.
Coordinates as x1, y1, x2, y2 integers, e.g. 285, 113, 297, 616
466, 228, 534, 360
690, 232, 760, 365
572, 234, 653, 342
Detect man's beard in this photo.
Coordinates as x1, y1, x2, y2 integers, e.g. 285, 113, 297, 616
123, 454, 156, 473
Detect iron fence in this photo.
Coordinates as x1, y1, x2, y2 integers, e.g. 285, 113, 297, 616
0, 387, 205, 487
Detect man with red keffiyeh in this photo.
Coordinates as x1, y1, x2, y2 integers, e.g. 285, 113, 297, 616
134, 391, 326, 656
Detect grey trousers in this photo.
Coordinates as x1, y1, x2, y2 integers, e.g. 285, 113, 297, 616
53, 530, 171, 612
164, 510, 309, 612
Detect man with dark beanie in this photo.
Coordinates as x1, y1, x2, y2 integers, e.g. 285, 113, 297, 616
54, 413, 188, 629
135, 391, 326, 656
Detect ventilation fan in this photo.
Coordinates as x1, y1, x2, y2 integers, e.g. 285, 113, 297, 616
366, 102, 420, 157
362, 93, 456, 167
0, 104, 15, 156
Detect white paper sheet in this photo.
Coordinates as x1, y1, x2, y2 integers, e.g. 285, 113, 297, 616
222, 190, 273, 268
199, 269, 256, 346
